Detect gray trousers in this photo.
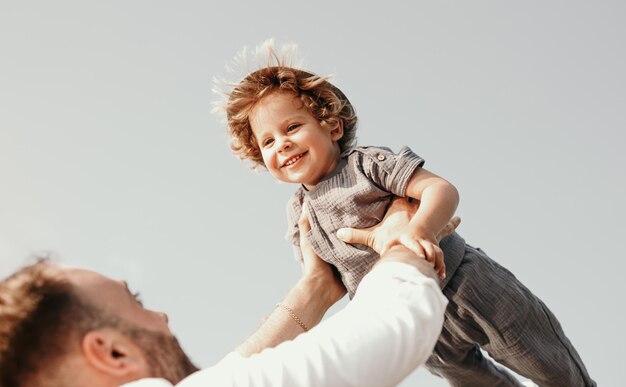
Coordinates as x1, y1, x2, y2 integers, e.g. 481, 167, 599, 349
426, 246, 595, 387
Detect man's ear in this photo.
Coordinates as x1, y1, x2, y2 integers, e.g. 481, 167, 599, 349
81, 328, 148, 379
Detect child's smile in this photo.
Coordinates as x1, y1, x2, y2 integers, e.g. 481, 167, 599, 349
249, 91, 343, 189
282, 151, 308, 168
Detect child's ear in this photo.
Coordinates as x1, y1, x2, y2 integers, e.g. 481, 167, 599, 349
330, 119, 344, 142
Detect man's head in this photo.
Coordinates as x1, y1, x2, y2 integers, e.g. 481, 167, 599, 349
0, 260, 198, 387
225, 65, 358, 169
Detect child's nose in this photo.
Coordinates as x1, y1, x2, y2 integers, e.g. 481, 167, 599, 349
277, 137, 293, 152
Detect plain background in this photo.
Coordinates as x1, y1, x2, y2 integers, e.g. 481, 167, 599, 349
1, 1, 624, 385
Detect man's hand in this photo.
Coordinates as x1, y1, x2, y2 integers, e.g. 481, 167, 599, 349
336, 197, 460, 279
299, 205, 346, 304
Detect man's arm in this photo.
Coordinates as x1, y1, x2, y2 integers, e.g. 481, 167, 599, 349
175, 200, 455, 386
181, 249, 447, 387
239, 198, 460, 357
235, 268, 341, 356
236, 205, 346, 356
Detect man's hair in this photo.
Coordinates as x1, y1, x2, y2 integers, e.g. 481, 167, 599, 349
0, 260, 119, 387
224, 66, 358, 168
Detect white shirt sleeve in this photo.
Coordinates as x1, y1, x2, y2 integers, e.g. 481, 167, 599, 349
175, 262, 448, 387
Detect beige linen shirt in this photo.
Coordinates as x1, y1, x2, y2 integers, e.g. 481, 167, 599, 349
286, 145, 466, 297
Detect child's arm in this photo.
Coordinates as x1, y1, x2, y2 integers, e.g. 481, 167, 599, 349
401, 167, 459, 276
337, 195, 460, 279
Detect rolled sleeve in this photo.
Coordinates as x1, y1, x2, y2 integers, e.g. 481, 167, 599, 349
357, 146, 425, 196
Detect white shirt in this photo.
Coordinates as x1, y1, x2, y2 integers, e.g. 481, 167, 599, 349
122, 262, 448, 387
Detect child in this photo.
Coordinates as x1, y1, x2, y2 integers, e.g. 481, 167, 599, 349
217, 42, 595, 387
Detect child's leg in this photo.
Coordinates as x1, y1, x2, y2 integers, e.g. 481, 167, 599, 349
427, 245, 595, 387
426, 326, 524, 387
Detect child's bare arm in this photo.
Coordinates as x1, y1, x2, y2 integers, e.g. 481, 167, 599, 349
401, 167, 459, 276
337, 197, 460, 278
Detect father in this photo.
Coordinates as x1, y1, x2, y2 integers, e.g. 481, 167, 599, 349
0, 199, 458, 387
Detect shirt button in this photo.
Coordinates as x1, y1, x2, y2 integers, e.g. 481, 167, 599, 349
377, 154, 386, 161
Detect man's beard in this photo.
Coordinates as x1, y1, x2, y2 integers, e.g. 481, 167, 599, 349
126, 327, 199, 384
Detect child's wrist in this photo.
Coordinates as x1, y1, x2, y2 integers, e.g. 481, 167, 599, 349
406, 225, 438, 243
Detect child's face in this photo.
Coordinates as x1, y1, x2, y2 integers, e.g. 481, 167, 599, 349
249, 91, 343, 189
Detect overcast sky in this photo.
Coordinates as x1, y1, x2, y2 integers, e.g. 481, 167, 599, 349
1, 1, 624, 385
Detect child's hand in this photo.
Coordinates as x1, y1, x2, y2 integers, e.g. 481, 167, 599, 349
337, 197, 457, 280
396, 227, 445, 280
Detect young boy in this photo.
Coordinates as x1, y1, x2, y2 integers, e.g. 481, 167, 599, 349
218, 44, 595, 387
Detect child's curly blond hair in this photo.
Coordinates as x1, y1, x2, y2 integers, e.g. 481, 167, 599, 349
218, 41, 358, 168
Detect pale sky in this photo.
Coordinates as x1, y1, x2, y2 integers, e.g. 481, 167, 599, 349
1, 1, 624, 385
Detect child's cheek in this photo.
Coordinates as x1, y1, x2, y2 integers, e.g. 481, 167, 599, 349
261, 151, 273, 168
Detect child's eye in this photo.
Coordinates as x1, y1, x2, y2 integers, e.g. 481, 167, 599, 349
262, 138, 274, 147
287, 124, 301, 132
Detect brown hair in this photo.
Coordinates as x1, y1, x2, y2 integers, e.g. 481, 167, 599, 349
224, 66, 358, 167
0, 260, 118, 387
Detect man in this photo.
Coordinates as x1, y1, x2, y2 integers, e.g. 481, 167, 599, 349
0, 199, 458, 386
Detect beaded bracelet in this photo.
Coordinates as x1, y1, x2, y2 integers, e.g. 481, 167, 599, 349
276, 303, 309, 332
